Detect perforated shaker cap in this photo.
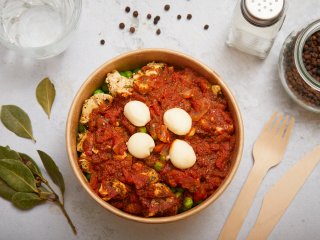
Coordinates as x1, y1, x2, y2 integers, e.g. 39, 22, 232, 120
241, 0, 285, 27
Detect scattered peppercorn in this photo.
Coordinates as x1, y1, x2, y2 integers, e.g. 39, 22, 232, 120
164, 4, 170, 11
156, 29, 161, 35
100, 39, 105, 45
133, 11, 138, 18
187, 14, 192, 20
129, 27, 135, 33
153, 16, 160, 25
119, 22, 125, 29
125, 6, 130, 13
177, 14, 181, 20
204, 24, 209, 30
147, 13, 152, 19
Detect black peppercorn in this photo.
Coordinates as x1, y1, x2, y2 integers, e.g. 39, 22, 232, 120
129, 27, 135, 33
133, 11, 138, 18
119, 23, 125, 29
153, 16, 160, 25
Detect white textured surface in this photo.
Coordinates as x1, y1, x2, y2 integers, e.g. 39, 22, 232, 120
0, 1, 320, 240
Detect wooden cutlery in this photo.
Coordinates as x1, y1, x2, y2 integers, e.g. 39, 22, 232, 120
219, 113, 295, 240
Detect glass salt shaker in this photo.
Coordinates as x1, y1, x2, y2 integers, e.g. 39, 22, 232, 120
226, 0, 287, 59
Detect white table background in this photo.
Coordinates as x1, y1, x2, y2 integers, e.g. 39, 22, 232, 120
0, 0, 319, 239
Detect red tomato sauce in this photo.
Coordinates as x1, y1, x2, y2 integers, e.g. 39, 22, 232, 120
79, 64, 235, 217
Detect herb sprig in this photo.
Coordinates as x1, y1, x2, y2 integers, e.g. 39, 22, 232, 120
0, 146, 77, 234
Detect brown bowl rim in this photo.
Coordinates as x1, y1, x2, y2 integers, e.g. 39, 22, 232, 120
66, 48, 244, 224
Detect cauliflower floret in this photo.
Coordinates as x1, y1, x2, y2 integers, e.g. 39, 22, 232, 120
80, 93, 113, 124
105, 70, 134, 97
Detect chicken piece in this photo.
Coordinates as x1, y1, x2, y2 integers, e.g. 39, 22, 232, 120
124, 162, 159, 189
99, 179, 127, 201
78, 153, 92, 173
152, 183, 172, 198
133, 62, 165, 79
211, 85, 222, 95
143, 197, 179, 217
140, 166, 159, 185
105, 70, 134, 97
77, 132, 87, 152
80, 93, 113, 124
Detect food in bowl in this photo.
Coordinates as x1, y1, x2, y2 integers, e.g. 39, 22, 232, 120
76, 62, 236, 217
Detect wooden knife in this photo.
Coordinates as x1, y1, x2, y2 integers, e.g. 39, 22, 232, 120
247, 145, 320, 240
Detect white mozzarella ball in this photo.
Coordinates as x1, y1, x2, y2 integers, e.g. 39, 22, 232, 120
124, 100, 150, 127
169, 140, 196, 169
163, 108, 192, 135
127, 133, 155, 159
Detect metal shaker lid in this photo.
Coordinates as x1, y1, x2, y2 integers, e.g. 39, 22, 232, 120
241, 0, 285, 27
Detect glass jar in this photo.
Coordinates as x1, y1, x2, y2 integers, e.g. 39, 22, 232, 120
226, 0, 287, 59
0, 0, 82, 59
279, 19, 320, 113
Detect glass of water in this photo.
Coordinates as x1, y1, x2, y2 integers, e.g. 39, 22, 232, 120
0, 0, 81, 59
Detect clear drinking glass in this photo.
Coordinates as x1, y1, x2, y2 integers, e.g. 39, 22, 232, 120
0, 0, 81, 59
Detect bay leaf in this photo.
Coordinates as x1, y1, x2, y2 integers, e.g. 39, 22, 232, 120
0, 105, 36, 142
37, 150, 65, 196
36, 78, 56, 119
0, 177, 16, 201
0, 159, 38, 193
38, 186, 55, 200
19, 152, 42, 177
12, 192, 42, 210
0, 146, 21, 160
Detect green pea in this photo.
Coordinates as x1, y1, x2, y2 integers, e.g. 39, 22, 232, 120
133, 68, 140, 74
78, 124, 87, 133
138, 126, 147, 133
176, 187, 184, 193
101, 83, 109, 93
154, 161, 164, 171
84, 172, 91, 181
183, 197, 193, 210
120, 70, 133, 78
170, 187, 177, 193
175, 192, 182, 198
160, 154, 166, 161
93, 89, 104, 95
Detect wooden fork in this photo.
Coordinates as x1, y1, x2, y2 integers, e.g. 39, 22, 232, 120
218, 112, 295, 240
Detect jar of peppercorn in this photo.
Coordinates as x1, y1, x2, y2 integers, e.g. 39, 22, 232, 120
279, 19, 320, 113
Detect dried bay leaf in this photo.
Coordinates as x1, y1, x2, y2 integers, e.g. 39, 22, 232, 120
12, 192, 42, 210
19, 152, 42, 177
0, 159, 38, 193
0, 105, 36, 142
0, 178, 16, 201
0, 146, 21, 160
37, 150, 65, 196
36, 78, 56, 118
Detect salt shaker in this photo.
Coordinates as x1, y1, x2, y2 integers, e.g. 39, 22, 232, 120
226, 0, 287, 59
